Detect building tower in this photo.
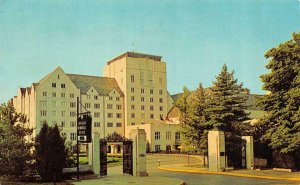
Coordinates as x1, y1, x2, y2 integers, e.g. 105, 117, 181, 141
103, 52, 172, 131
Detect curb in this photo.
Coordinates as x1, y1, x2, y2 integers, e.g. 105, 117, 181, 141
158, 166, 300, 182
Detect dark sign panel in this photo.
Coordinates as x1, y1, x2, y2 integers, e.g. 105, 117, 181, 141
77, 114, 92, 143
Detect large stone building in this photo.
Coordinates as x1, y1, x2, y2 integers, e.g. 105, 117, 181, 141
12, 51, 263, 153
12, 52, 182, 152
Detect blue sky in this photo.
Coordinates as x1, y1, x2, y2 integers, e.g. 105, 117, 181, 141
0, 0, 300, 103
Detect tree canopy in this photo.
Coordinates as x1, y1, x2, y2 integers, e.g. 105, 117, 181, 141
0, 101, 34, 178
258, 32, 300, 168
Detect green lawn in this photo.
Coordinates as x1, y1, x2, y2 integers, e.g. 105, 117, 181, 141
79, 155, 123, 167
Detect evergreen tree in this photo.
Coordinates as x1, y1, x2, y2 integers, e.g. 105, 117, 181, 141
35, 123, 68, 182
258, 32, 300, 169
206, 64, 250, 167
0, 102, 34, 179
206, 64, 250, 135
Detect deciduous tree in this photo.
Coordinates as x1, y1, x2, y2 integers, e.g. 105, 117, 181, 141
258, 32, 300, 169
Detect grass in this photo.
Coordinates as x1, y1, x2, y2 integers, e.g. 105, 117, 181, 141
79, 155, 123, 167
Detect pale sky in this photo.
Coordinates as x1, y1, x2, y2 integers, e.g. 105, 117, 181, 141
1, 0, 300, 103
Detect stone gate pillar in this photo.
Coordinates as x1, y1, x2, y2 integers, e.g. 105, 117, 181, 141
242, 136, 254, 170
89, 133, 100, 176
129, 129, 148, 176
208, 130, 225, 171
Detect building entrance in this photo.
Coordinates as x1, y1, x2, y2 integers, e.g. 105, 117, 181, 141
99, 132, 133, 176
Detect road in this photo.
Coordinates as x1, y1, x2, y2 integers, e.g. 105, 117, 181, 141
107, 155, 299, 185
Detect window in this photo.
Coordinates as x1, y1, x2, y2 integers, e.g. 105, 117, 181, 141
150, 106, 154, 111
141, 88, 145, 93
61, 101, 66, 107
52, 110, 56, 116
116, 97, 120, 101
70, 121, 76, 127
70, 111, 76, 117
141, 105, 145, 110
159, 77, 163, 84
70, 133, 77, 141
107, 113, 113, 118
131, 96, 135, 102
85, 103, 91, 109
42, 92, 47, 97
52, 83, 56, 88
149, 72, 153, 84
61, 84, 65, 88
159, 106, 163, 111
107, 104, 113, 109
150, 114, 154, 119
141, 113, 145, 118
131, 105, 135, 110
61, 121, 65, 127
141, 97, 145, 102
94, 112, 100, 118
131, 113, 135, 118
107, 122, 113, 127
155, 132, 160, 140
160, 114, 164, 120
116, 122, 122, 127
61, 132, 66, 138
140, 71, 144, 84
159, 98, 163, 103
52, 101, 56, 107
70, 102, 76, 108
61, 111, 65, 117
159, 90, 163, 95
131, 88, 134, 93
40, 101, 47, 106
94, 103, 100, 109
40, 110, 47, 116
116, 113, 122, 118
94, 95, 98, 100
150, 89, 153, 94
87, 95, 91, 100
109, 97, 113, 101
70, 93, 75, 98
94, 122, 100, 127
155, 145, 161, 152
131, 122, 135, 125
166, 131, 171, 140
52, 92, 56, 97
150, 97, 154, 102
116, 105, 122, 110
175, 132, 181, 140
131, 75, 135, 83
61, 93, 65, 98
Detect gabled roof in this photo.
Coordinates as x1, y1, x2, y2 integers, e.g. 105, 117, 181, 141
67, 74, 123, 96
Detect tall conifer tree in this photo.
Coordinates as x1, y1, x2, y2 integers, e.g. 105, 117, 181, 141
258, 32, 300, 169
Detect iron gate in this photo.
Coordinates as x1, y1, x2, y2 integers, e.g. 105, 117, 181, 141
123, 140, 133, 175
100, 140, 107, 176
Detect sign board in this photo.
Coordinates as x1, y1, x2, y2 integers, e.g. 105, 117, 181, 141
77, 114, 92, 143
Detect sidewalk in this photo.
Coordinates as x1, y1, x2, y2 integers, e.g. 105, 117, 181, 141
158, 163, 300, 182
71, 174, 183, 185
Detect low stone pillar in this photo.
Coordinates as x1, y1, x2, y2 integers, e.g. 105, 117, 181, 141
129, 129, 148, 176
208, 130, 225, 171
92, 133, 100, 176
242, 136, 254, 170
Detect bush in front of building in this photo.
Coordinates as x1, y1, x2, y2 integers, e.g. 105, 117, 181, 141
34, 122, 69, 182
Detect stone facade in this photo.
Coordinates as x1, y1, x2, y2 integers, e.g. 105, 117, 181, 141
12, 52, 181, 152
